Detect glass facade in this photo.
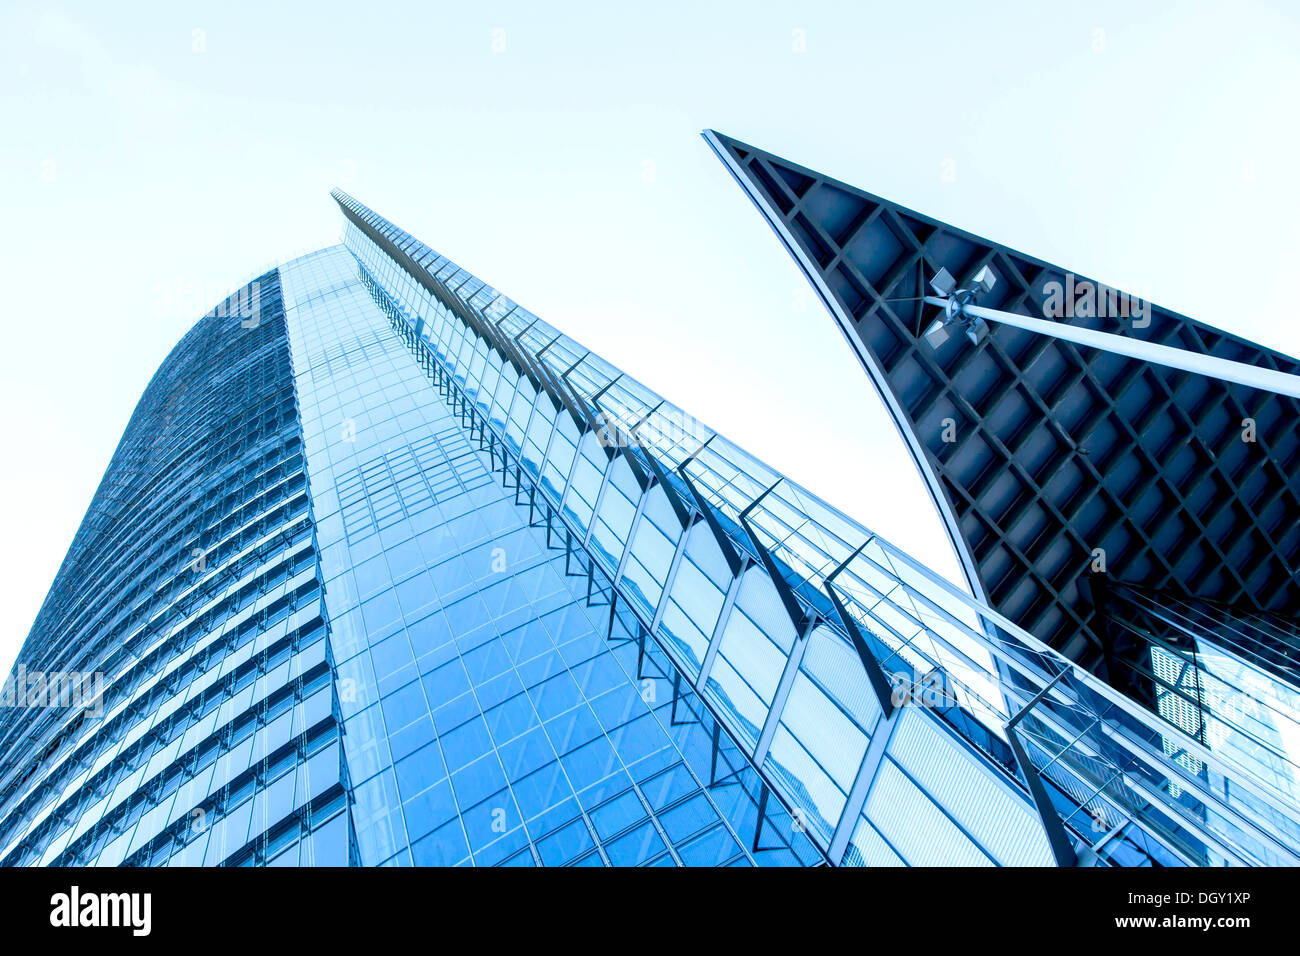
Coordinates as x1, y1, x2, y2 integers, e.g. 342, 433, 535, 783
1, 189, 1296, 867
1103, 583, 1300, 856
279, 247, 814, 866
0, 275, 348, 866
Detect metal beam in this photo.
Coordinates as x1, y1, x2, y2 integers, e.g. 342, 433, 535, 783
927, 296, 1300, 400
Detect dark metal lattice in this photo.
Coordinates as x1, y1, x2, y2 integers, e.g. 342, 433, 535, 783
708, 130, 1300, 674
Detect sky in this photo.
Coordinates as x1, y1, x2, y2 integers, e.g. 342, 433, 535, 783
1, 1, 1298, 677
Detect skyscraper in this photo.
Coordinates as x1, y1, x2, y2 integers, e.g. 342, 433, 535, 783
1, 185, 1295, 868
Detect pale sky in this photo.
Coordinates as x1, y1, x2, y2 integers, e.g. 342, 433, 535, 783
1, 0, 1298, 676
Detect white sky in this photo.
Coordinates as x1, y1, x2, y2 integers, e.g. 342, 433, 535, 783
1, 1, 1298, 676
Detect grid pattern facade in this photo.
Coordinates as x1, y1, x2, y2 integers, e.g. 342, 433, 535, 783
330, 193, 1062, 867
0, 275, 350, 866
281, 247, 814, 866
